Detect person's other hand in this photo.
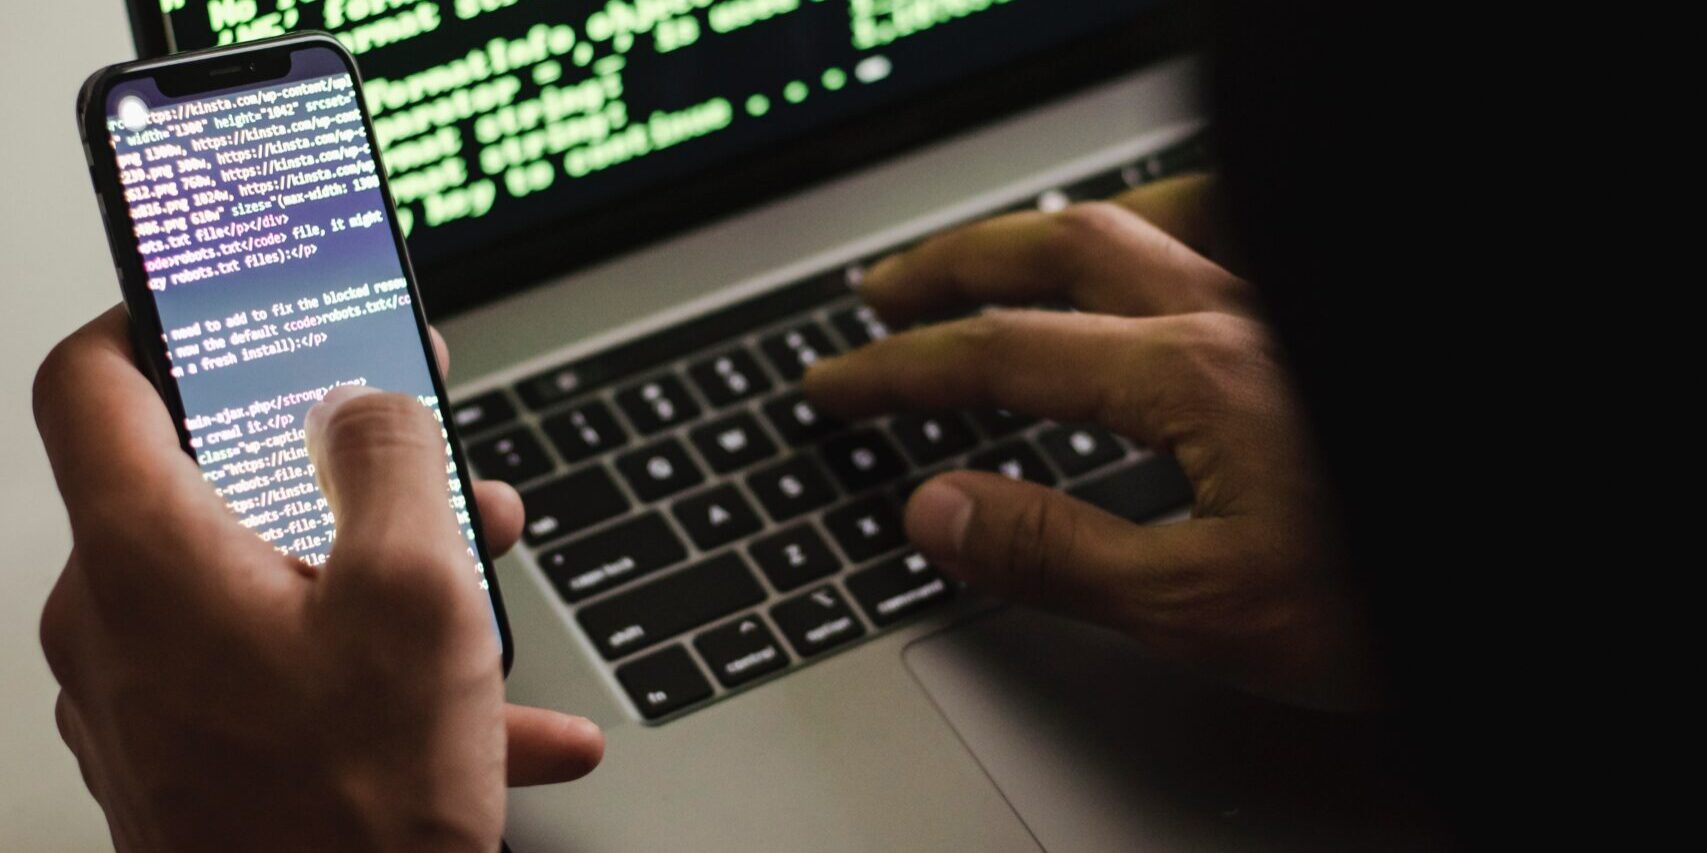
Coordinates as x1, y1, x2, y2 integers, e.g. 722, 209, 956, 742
35, 308, 603, 853
804, 175, 1377, 710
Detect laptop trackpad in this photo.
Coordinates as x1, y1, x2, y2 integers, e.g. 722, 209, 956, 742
903, 608, 1447, 852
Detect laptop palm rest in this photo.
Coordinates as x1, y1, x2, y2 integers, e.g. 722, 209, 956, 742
902, 607, 1449, 852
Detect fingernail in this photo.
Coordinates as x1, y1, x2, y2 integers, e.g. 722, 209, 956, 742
865, 253, 903, 288
305, 385, 379, 445
907, 479, 974, 565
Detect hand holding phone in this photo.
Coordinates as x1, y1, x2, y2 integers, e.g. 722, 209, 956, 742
37, 35, 603, 851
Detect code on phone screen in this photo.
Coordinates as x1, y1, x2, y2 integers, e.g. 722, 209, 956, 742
104, 52, 488, 588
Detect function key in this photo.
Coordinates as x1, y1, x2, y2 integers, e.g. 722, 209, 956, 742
671, 485, 763, 552
1038, 425, 1125, 478
759, 322, 840, 381
823, 495, 907, 564
538, 512, 687, 603
616, 646, 713, 720
762, 392, 842, 447
830, 305, 891, 349
520, 467, 630, 547
1061, 168, 1132, 203
889, 413, 977, 466
466, 427, 554, 485
450, 391, 517, 435
689, 413, 778, 474
748, 524, 841, 592
516, 363, 587, 411
772, 586, 865, 658
541, 401, 628, 464
616, 438, 705, 503
695, 617, 789, 688
615, 375, 701, 436
747, 455, 839, 522
820, 430, 908, 493
970, 409, 1038, 439
1069, 455, 1194, 523
970, 440, 1058, 487
847, 552, 955, 627
578, 552, 765, 660
687, 348, 773, 408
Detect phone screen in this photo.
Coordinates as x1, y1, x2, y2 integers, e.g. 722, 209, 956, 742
98, 45, 502, 641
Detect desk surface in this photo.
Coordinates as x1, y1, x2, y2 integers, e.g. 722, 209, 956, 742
0, 4, 136, 849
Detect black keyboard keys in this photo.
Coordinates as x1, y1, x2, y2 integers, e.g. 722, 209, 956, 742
694, 617, 789, 688
748, 524, 841, 591
539, 513, 686, 602
672, 485, 763, 551
830, 305, 891, 348
824, 495, 907, 563
970, 440, 1058, 486
762, 392, 841, 446
617, 646, 712, 720
520, 467, 630, 546
577, 553, 765, 660
687, 349, 773, 407
890, 413, 977, 466
541, 401, 627, 464
615, 375, 700, 435
616, 439, 705, 502
760, 322, 840, 380
466, 427, 553, 485
1038, 425, 1126, 478
820, 430, 908, 493
970, 409, 1037, 439
772, 586, 865, 658
690, 413, 777, 474
847, 552, 955, 626
1070, 455, 1194, 522
747, 456, 838, 522
451, 391, 517, 434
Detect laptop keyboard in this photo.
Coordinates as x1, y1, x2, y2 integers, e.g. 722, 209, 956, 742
453, 129, 1210, 723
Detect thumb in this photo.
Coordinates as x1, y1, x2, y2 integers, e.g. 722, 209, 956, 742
905, 471, 1209, 638
305, 386, 471, 595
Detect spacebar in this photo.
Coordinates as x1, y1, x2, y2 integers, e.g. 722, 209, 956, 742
576, 553, 765, 661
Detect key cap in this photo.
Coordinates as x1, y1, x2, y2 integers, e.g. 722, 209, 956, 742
762, 391, 842, 447
830, 305, 891, 348
820, 430, 908, 493
671, 485, 763, 551
538, 513, 687, 602
889, 413, 977, 466
520, 467, 630, 547
824, 495, 906, 563
970, 409, 1037, 439
1069, 455, 1193, 522
1061, 167, 1132, 202
772, 586, 865, 658
690, 413, 778, 474
616, 438, 705, 502
747, 455, 839, 522
451, 391, 517, 435
760, 322, 840, 381
616, 646, 712, 720
615, 375, 701, 435
847, 552, 955, 626
541, 400, 627, 464
1038, 425, 1126, 478
748, 524, 841, 591
970, 440, 1058, 486
694, 616, 789, 688
466, 427, 554, 485
577, 553, 765, 660
687, 348, 773, 408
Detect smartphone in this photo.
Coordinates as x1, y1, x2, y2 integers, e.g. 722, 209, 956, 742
77, 33, 512, 671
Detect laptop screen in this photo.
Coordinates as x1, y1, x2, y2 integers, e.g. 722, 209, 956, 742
133, 1, 1178, 311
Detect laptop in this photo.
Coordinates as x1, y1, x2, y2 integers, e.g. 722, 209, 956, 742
124, 3, 1436, 850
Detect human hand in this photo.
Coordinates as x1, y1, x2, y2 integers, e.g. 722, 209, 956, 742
803, 176, 1377, 709
35, 308, 603, 853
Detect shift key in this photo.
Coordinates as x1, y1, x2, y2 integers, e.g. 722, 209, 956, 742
577, 553, 765, 660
